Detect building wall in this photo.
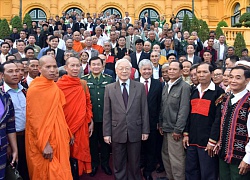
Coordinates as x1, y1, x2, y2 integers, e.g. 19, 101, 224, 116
0, 0, 249, 26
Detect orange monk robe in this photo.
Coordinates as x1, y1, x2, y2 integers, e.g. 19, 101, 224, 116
25, 76, 72, 180
72, 40, 84, 52
56, 75, 93, 175
92, 44, 104, 54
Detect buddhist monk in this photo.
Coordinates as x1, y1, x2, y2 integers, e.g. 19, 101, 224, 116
25, 55, 72, 180
72, 31, 84, 52
56, 57, 93, 178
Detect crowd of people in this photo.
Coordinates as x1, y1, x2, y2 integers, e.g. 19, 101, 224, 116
0, 9, 249, 180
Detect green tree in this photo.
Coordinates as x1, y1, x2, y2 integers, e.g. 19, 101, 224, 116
215, 26, 224, 39
10, 16, 22, 32
0, 19, 10, 39
189, 16, 200, 34
198, 20, 210, 42
23, 13, 32, 28
233, 33, 246, 57
217, 20, 228, 27
182, 14, 190, 32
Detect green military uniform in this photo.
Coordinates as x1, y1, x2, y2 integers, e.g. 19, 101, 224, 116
82, 72, 113, 168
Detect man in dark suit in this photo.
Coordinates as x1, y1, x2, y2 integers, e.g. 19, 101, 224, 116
66, 17, 75, 32
74, 17, 85, 32
98, 54, 116, 82
3, 37, 18, 55
141, 12, 151, 29
136, 59, 162, 180
103, 59, 150, 180
48, 36, 65, 67
130, 39, 150, 70
49, 19, 58, 34
186, 44, 202, 65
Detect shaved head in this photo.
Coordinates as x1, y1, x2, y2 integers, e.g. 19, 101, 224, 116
39, 55, 56, 66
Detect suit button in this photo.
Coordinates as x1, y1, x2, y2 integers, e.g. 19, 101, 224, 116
98, 105, 101, 107
98, 98, 100, 101
97, 92, 100, 94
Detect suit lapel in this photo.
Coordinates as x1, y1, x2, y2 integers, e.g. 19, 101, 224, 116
126, 80, 136, 112
114, 81, 126, 111
148, 78, 156, 97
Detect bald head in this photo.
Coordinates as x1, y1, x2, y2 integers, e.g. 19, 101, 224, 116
38, 55, 58, 80
73, 31, 81, 41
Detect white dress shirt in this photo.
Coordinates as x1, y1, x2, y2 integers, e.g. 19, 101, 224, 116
219, 44, 225, 60
153, 65, 160, 79
26, 74, 34, 86
197, 81, 216, 98
136, 51, 142, 64
119, 79, 130, 95
140, 77, 151, 92
167, 77, 181, 93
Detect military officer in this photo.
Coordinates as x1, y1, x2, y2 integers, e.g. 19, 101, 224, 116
81, 56, 113, 177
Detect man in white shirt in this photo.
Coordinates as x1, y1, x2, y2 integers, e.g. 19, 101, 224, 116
215, 66, 250, 179
14, 40, 26, 60
26, 58, 39, 86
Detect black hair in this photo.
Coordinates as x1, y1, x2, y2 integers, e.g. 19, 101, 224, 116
230, 66, 250, 79
89, 56, 103, 65
169, 60, 183, 70
196, 62, 214, 73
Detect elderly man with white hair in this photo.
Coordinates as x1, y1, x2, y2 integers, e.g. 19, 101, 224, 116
136, 59, 162, 180
103, 59, 150, 180
150, 51, 162, 80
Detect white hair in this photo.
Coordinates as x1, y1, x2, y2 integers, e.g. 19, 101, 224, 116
162, 63, 170, 69
138, 59, 154, 69
115, 59, 132, 69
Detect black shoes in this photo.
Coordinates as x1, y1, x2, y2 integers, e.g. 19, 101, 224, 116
143, 174, 153, 180
156, 165, 165, 173
101, 166, 112, 175
89, 167, 98, 177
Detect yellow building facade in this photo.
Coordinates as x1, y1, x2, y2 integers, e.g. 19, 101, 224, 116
0, 0, 250, 27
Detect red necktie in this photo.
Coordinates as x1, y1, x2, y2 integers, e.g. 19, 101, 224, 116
145, 80, 148, 95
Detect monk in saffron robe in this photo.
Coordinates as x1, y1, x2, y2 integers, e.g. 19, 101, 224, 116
57, 57, 93, 176
25, 55, 72, 180
72, 31, 84, 52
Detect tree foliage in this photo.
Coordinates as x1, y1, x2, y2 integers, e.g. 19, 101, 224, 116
182, 14, 190, 32
189, 16, 200, 34
215, 26, 224, 39
198, 20, 210, 42
217, 20, 228, 27
10, 16, 22, 32
23, 13, 32, 28
0, 19, 10, 39
234, 33, 246, 57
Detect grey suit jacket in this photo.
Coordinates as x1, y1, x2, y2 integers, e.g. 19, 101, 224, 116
103, 80, 150, 143
90, 49, 99, 57
172, 23, 182, 31
125, 35, 140, 52
214, 43, 228, 61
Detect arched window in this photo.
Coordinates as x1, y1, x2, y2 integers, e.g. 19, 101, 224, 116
139, 8, 159, 22
231, 3, 241, 26
176, 9, 193, 22
103, 8, 122, 18
29, 8, 47, 22
66, 8, 82, 16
